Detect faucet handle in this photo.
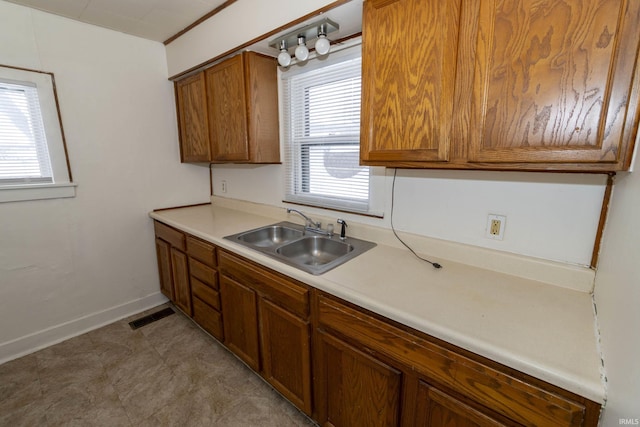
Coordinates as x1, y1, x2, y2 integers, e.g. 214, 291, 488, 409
326, 223, 334, 236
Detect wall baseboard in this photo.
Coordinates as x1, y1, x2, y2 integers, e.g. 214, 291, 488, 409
0, 292, 168, 365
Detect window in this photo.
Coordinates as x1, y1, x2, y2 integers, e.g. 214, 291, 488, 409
0, 65, 74, 203
282, 45, 371, 214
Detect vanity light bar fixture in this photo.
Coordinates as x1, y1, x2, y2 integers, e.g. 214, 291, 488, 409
269, 18, 340, 67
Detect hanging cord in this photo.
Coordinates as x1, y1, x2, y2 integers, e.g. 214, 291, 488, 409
390, 168, 442, 269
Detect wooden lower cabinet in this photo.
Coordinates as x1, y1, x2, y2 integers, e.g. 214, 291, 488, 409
155, 238, 174, 300
219, 274, 260, 371
170, 248, 191, 316
314, 291, 600, 427
316, 330, 403, 427
154, 221, 191, 316
259, 298, 312, 415
192, 296, 223, 340
153, 221, 601, 426
414, 382, 507, 427
218, 250, 313, 416
186, 236, 223, 340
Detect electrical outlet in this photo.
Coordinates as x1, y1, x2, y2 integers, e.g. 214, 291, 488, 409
486, 214, 506, 240
221, 180, 227, 193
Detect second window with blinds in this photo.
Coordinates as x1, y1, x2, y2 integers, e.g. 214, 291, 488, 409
281, 44, 372, 214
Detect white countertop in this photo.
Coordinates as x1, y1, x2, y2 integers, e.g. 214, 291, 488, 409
150, 201, 605, 404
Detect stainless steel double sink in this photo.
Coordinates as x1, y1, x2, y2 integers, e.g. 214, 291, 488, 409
224, 221, 376, 275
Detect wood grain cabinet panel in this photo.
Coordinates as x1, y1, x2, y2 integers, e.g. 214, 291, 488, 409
170, 248, 192, 316
360, 0, 461, 163
191, 277, 220, 310
206, 54, 249, 162
174, 51, 280, 164
155, 238, 174, 300
217, 250, 312, 414
175, 72, 210, 162
186, 236, 217, 266
185, 235, 223, 339
219, 274, 260, 371
154, 221, 186, 250
259, 298, 312, 415
360, 0, 640, 171
218, 250, 309, 318
414, 382, 507, 427
468, 0, 640, 168
316, 330, 403, 427
153, 221, 191, 316
189, 258, 217, 287
192, 295, 224, 340
314, 292, 599, 427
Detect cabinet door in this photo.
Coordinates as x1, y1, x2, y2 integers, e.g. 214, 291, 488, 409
155, 238, 174, 300
259, 298, 312, 415
414, 381, 507, 427
360, 0, 462, 164
244, 52, 281, 164
206, 54, 250, 162
175, 72, 210, 162
317, 330, 403, 427
170, 248, 192, 316
219, 275, 260, 370
468, 0, 640, 167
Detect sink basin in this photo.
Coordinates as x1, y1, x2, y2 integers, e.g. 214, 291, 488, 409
235, 224, 303, 247
277, 236, 353, 266
224, 221, 376, 275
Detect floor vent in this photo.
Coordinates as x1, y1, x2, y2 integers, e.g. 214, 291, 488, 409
128, 307, 175, 330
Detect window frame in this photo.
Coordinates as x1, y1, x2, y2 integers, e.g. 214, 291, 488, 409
281, 44, 380, 215
0, 65, 74, 203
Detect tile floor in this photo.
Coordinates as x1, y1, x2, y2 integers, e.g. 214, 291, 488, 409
0, 304, 317, 426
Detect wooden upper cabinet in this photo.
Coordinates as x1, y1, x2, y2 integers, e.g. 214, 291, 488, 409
360, 0, 462, 164
206, 51, 280, 163
468, 0, 640, 169
206, 54, 249, 162
174, 51, 280, 164
361, 0, 640, 171
175, 73, 210, 162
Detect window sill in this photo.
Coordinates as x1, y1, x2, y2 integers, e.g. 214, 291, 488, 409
283, 199, 384, 219
0, 183, 77, 203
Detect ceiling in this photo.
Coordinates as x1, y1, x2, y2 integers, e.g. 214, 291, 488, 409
5, 0, 364, 61
3, 0, 230, 42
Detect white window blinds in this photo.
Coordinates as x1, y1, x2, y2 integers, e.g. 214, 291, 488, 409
0, 79, 53, 185
282, 46, 370, 213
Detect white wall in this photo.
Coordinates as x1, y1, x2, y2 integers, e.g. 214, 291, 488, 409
165, 0, 338, 76
593, 156, 640, 422
211, 165, 606, 266
0, 2, 210, 362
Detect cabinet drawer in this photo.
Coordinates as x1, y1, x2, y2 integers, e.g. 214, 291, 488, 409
219, 251, 309, 318
154, 221, 185, 251
187, 236, 216, 267
193, 296, 223, 341
317, 294, 586, 427
191, 277, 220, 311
190, 258, 217, 288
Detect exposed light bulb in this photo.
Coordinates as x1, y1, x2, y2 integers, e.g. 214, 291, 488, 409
277, 40, 291, 67
315, 24, 331, 56
295, 36, 309, 61
278, 50, 291, 67
315, 35, 331, 56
